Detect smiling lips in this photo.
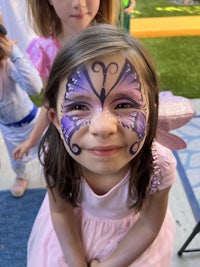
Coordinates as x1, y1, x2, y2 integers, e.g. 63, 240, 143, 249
87, 146, 123, 157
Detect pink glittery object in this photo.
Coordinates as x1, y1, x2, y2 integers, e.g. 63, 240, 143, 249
156, 91, 196, 150
148, 142, 161, 195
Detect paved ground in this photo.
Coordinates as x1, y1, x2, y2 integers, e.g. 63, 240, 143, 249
170, 99, 200, 266
0, 99, 200, 266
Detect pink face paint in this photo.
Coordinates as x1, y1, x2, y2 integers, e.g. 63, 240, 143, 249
60, 58, 147, 156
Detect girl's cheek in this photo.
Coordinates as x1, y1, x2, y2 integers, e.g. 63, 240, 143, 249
60, 112, 91, 156
118, 110, 147, 155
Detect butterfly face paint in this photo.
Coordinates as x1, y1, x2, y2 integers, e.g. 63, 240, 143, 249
60, 57, 148, 157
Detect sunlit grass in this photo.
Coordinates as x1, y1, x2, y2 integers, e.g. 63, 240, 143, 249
133, 0, 200, 18
141, 36, 200, 99
134, 0, 200, 99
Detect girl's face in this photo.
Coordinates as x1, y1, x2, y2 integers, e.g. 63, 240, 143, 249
51, 55, 149, 178
48, 0, 100, 33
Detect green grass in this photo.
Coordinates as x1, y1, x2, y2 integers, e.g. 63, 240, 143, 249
133, 0, 200, 99
141, 36, 200, 99
30, 91, 43, 107
133, 0, 200, 18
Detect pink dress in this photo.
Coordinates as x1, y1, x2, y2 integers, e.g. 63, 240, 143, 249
27, 141, 176, 267
26, 36, 61, 79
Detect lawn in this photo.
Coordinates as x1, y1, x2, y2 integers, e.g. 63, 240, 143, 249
133, 0, 200, 99
133, 0, 200, 18
141, 36, 200, 99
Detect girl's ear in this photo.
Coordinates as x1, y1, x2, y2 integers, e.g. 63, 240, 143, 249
48, 108, 60, 131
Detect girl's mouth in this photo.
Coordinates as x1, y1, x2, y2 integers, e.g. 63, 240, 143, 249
87, 146, 123, 157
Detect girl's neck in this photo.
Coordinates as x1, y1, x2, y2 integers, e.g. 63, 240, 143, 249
57, 32, 71, 47
82, 165, 130, 195
57, 24, 78, 47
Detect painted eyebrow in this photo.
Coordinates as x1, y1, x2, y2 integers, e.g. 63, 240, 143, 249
63, 94, 92, 103
110, 92, 143, 103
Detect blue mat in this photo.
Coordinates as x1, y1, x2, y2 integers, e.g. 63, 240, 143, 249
173, 115, 200, 222
0, 188, 46, 267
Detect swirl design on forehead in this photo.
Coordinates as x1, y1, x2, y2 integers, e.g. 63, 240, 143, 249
61, 58, 144, 155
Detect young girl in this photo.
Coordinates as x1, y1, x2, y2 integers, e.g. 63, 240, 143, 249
27, 24, 177, 267
0, 24, 42, 197
13, 0, 121, 161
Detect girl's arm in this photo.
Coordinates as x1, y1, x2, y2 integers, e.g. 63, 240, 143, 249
13, 78, 48, 160
48, 188, 87, 267
90, 186, 171, 267
124, 0, 136, 15
10, 45, 43, 95
13, 105, 49, 160
0, 34, 43, 95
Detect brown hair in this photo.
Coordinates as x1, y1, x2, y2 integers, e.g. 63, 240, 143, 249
39, 24, 159, 210
27, 0, 121, 38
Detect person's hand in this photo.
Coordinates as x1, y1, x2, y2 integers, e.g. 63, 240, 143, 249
124, 8, 132, 15
0, 34, 17, 57
13, 140, 33, 160
124, 7, 134, 15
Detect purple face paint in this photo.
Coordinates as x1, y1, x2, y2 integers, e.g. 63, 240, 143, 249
60, 58, 147, 156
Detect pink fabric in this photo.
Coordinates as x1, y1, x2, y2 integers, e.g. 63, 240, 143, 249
26, 37, 61, 79
27, 142, 176, 267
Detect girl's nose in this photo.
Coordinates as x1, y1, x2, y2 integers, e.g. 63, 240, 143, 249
89, 111, 118, 138
71, 0, 86, 10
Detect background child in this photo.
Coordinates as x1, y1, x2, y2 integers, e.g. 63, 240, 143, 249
0, 24, 42, 197
27, 24, 177, 267
123, 0, 136, 32
13, 0, 121, 162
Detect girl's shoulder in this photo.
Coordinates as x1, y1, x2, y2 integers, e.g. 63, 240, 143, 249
148, 141, 177, 195
25, 36, 61, 79
26, 36, 61, 52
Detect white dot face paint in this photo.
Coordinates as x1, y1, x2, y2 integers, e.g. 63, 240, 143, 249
57, 55, 148, 176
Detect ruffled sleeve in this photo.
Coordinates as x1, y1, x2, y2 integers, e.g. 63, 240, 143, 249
26, 37, 60, 79
148, 141, 177, 195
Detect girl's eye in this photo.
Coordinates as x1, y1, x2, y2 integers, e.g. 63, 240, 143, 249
71, 104, 88, 111
115, 103, 134, 109
62, 102, 90, 115
114, 97, 142, 110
